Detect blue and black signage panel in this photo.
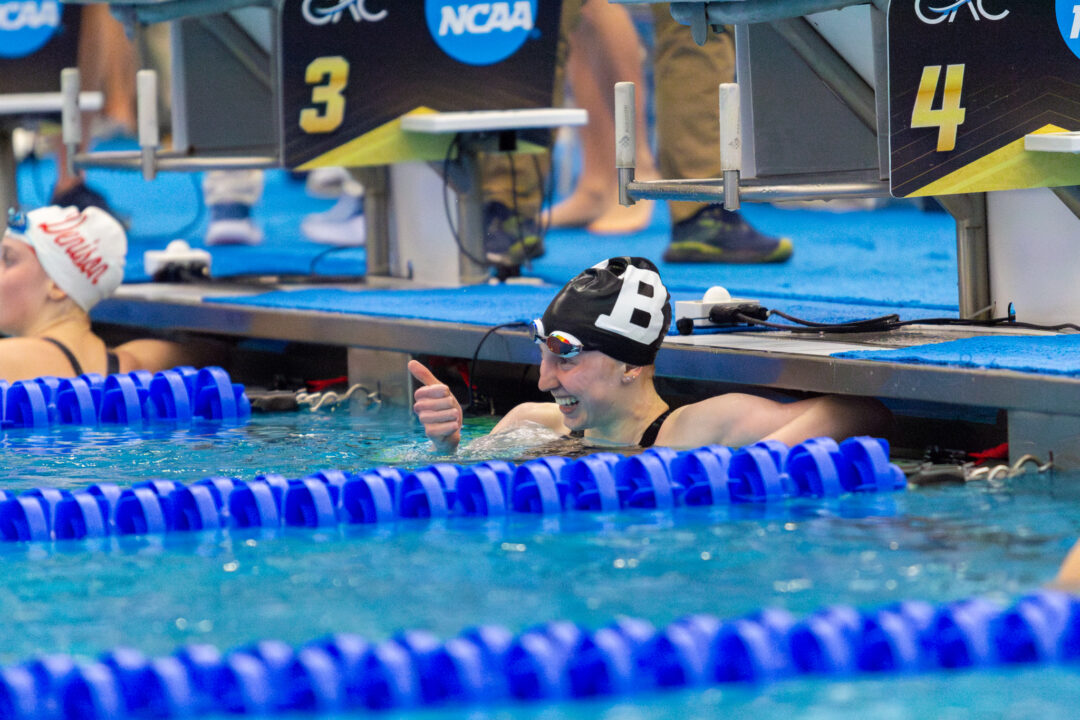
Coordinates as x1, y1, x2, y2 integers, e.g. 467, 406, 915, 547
280, 0, 563, 169
889, 1, 1080, 197
0, 0, 80, 94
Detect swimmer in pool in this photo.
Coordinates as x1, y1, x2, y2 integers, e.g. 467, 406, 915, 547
410, 256, 890, 453
0, 205, 218, 381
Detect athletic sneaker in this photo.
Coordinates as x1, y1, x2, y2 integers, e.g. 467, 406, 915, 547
662, 205, 793, 264
205, 202, 264, 246
203, 170, 265, 246
301, 193, 366, 246
483, 200, 544, 270
305, 166, 355, 199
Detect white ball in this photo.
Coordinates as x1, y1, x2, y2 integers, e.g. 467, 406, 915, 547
703, 285, 731, 303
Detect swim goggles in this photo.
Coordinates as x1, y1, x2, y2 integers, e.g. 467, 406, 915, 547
532, 318, 585, 358
6, 208, 26, 233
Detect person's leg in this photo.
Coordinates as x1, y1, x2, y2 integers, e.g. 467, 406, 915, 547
53, 5, 136, 214
203, 170, 265, 246
479, 0, 580, 270
550, 1, 657, 233
301, 169, 366, 247
651, 11, 792, 263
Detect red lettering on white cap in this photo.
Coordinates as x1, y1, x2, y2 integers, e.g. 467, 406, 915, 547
36, 211, 110, 286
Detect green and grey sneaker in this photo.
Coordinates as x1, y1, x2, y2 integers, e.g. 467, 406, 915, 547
663, 205, 793, 264
483, 200, 544, 271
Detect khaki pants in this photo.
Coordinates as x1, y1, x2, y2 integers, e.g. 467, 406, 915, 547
481, 3, 736, 225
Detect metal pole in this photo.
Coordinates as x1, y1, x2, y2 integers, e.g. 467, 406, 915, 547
0, 129, 17, 214
355, 166, 391, 277
938, 193, 992, 320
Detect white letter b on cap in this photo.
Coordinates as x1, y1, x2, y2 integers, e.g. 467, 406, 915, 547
595, 264, 666, 345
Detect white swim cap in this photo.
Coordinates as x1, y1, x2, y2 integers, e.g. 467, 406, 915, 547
5, 205, 127, 311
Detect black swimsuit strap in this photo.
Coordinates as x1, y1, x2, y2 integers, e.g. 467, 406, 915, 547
638, 408, 673, 448
565, 408, 674, 447
40, 336, 84, 376
106, 350, 119, 375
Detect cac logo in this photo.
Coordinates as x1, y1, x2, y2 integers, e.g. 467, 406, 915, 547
915, 0, 1008, 24
301, 0, 386, 26
1056, 1, 1080, 60
0, 0, 62, 59
425, 0, 537, 66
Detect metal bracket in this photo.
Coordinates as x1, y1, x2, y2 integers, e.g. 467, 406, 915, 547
670, 3, 710, 46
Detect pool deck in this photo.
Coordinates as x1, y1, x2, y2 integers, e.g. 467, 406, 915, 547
96, 281, 1080, 468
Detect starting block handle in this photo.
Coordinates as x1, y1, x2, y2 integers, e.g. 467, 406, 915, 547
60, 68, 81, 177
137, 69, 159, 181
719, 83, 741, 211
615, 82, 636, 206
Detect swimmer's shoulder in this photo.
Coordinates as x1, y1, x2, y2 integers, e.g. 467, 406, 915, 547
653, 393, 781, 448
491, 401, 568, 436
0, 336, 76, 381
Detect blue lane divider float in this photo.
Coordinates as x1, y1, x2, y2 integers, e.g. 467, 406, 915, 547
0, 366, 250, 432
0, 436, 906, 543
0, 590, 1076, 719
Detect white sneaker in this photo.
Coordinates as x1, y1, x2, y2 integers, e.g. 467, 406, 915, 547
305, 167, 354, 199
203, 170, 265, 246
301, 194, 366, 246
206, 215, 264, 246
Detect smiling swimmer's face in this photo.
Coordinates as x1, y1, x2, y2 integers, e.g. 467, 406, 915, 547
536, 345, 628, 434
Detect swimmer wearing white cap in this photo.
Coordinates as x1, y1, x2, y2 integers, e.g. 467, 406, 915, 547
0, 205, 214, 381
410, 257, 890, 452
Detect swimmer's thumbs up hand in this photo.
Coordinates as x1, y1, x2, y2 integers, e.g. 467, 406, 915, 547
408, 360, 441, 387
408, 360, 461, 451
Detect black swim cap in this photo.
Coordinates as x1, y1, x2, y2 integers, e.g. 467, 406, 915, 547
540, 257, 671, 366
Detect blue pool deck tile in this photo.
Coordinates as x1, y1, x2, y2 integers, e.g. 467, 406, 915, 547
833, 334, 1080, 376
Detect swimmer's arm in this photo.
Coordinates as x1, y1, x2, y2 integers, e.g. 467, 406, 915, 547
1054, 539, 1080, 588
759, 395, 891, 446
113, 337, 229, 373
490, 402, 567, 436
658, 393, 890, 449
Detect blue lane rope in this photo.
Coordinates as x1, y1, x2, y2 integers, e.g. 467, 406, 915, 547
0, 436, 905, 543
0, 367, 250, 432
0, 589, 1075, 719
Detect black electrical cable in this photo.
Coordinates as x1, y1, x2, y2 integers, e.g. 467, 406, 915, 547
768, 308, 901, 329
727, 309, 1080, 335
442, 133, 492, 269
465, 321, 531, 412
508, 154, 527, 266
533, 152, 555, 251
734, 313, 899, 334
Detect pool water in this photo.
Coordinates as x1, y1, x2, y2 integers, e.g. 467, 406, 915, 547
1, 409, 1078, 718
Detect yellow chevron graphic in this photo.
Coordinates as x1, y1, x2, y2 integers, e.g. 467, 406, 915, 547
297, 106, 549, 170
297, 107, 449, 169
907, 124, 1080, 197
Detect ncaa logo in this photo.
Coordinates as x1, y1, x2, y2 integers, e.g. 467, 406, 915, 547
914, 0, 1008, 24
0, 0, 62, 59
425, 0, 537, 66
301, 0, 386, 26
1055, 1, 1080, 61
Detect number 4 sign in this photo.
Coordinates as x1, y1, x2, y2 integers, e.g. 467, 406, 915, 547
910, 64, 965, 153
889, 3, 1080, 197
